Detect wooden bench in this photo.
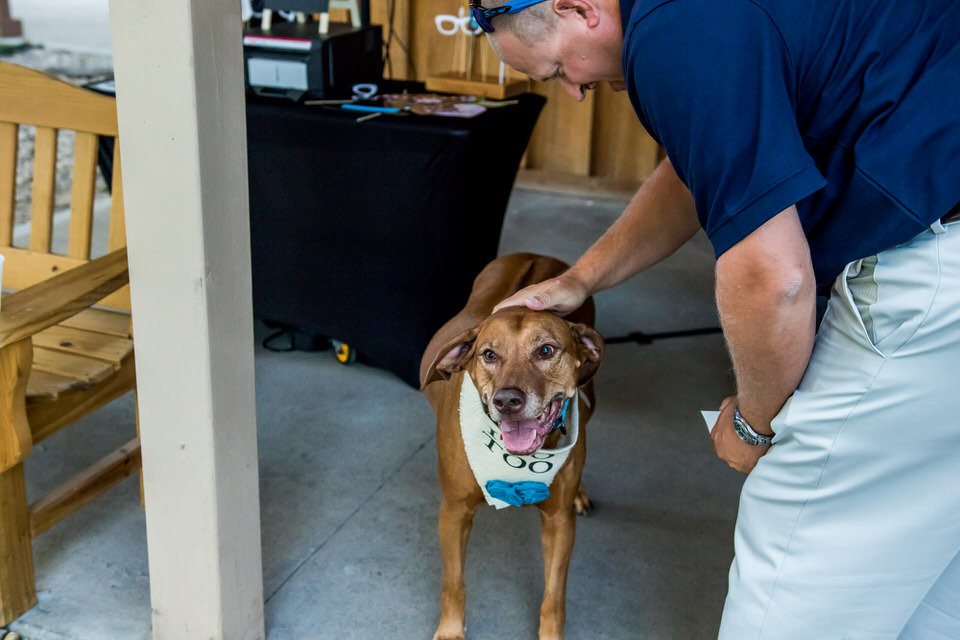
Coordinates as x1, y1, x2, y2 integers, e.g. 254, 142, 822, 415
0, 61, 140, 625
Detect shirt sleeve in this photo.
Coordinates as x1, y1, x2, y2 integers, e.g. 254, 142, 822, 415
625, 0, 827, 257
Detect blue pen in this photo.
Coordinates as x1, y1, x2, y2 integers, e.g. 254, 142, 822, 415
341, 104, 400, 114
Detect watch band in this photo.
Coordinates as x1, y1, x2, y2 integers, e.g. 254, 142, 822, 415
732, 407, 773, 446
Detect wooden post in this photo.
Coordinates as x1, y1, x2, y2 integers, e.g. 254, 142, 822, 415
107, 0, 264, 638
0, 340, 35, 625
0, 465, 35, 625
0, 0, 21, 39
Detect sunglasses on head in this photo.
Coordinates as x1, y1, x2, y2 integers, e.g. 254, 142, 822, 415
469, 0, 551, 33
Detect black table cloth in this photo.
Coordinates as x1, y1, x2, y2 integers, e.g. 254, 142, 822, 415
245, 85, 544, 387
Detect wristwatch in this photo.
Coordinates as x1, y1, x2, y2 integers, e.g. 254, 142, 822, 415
733, 407, 773, 446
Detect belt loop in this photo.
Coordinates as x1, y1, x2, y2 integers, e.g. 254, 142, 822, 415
931, 219, 946, 235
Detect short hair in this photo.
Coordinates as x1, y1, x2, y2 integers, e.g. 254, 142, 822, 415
482, 0, 558, 44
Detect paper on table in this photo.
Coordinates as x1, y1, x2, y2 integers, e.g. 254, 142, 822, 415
701, 411, 721, 434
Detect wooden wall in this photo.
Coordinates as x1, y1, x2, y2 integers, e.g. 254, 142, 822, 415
368, 0, 662, 191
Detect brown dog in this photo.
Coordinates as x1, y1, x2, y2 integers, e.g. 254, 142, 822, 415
421, 253, 604, 640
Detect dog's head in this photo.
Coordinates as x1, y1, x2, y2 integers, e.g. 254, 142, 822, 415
425, 308, 604, 455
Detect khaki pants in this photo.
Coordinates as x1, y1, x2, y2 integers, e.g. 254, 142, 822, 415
719, 219, 960, 639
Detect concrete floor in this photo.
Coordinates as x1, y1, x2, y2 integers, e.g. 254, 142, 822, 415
7, 189, 744, 640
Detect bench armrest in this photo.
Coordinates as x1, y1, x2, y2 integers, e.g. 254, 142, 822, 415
0, 248, 129, 350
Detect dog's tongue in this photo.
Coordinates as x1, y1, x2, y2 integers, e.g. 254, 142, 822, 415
500, 418, 542, 453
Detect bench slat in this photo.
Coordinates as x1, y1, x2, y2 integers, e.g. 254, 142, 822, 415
33, 325, 132, 366
108, 145, 125, 252
26, 369, 86, 401
68, 132, 99, 259
31, 346, 117, 385
58, 308, 132, 338
0, 247, 131, 312
30, 126, 58, 253
0, 122, 16, 245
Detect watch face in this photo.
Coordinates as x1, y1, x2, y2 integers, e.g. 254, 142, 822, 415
733, 414, 768, 446
732, 418, 752, 443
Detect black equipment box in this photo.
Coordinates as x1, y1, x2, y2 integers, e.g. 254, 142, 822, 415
243, 22, 382, 100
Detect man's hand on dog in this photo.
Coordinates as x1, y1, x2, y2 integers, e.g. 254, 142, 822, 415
493, 271, 591, 315
711, 396, 771, 474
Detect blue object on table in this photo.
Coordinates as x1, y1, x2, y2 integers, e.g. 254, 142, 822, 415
341, 104, 400, 114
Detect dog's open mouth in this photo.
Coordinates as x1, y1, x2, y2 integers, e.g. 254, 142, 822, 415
498, 395, 565, 456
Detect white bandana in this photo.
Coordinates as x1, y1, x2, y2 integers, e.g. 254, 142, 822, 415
459, 372, 580, 509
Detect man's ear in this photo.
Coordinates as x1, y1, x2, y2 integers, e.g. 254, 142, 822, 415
421, 327, 479, 389
554, 0, 601, 27
568, 322, 604, 386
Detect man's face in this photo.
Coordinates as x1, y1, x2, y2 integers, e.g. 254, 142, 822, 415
489, 3, 625, 102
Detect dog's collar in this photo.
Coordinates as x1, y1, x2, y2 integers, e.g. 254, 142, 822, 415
551, 397, 571, 436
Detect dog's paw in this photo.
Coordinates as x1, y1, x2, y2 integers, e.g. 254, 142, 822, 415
573, 481, 593, 516
433, 621, 466, 640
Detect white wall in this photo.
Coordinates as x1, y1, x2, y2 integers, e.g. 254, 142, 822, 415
8, 0, 112, 54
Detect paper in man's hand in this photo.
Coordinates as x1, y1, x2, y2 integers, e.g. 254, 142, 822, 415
701, 411, 721, 434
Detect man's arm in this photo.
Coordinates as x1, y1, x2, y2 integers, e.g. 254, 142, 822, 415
711, 205, 816, 473
494, 156, 700, 313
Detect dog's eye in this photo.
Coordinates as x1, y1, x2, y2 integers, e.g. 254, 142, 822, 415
482, 349, 497, 362
537, 344, 556, 359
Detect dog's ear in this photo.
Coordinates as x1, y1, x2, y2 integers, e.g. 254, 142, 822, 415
568, 322, 605, 386
421, 327, 479, 389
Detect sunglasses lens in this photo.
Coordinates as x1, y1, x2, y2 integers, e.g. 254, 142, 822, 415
470, 6, 495, 32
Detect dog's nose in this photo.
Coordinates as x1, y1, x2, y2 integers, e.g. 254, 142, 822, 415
492, 387, 526, 414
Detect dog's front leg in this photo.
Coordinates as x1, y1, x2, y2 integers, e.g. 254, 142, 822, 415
434, 496, 479, 640
537, 505, 576, 640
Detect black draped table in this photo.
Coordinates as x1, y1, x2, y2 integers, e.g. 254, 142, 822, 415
245, 85, 544, 387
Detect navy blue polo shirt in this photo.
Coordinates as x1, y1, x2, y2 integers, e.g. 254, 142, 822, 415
619, 0, 960, 289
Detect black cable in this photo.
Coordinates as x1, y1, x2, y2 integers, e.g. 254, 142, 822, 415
262, 327, 296, 352
380, 0, 417, 80
382, 0, 395, 78
605, 326, 723, 345
391, 28, 416, 78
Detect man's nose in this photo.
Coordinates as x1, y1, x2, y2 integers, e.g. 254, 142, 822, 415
493, 387, 526, 415
558, 77, 586, 102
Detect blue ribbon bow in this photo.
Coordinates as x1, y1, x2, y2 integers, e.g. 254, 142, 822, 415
485, 480, 550, 506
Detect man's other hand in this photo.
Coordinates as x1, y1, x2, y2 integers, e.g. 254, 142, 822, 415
711, 396, 770, 474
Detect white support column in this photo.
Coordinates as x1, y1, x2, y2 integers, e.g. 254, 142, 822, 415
107, 1, 264, 639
